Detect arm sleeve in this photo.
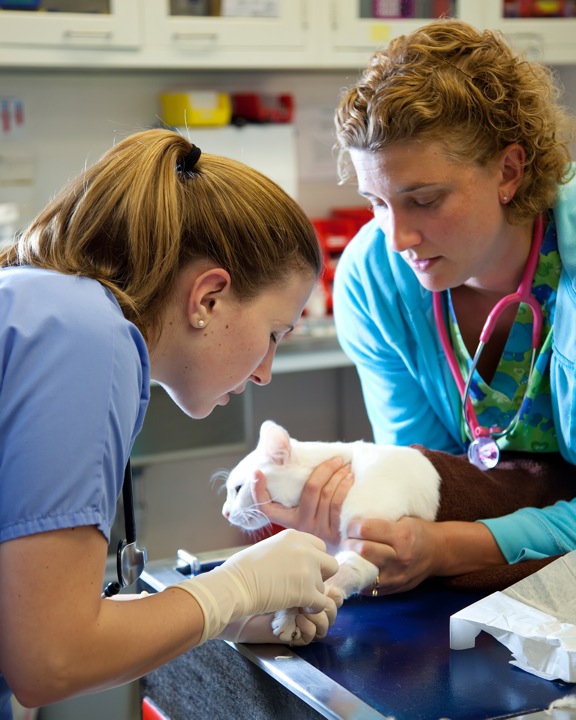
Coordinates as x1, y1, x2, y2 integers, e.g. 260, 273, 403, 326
550, 273, 576, 467
480, 499, 576, 563
333, 222, 463, 453
0, 272, 149, 544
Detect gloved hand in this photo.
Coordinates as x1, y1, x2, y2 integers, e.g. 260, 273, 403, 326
219, 595, 339, 646
175, 529, 339, 644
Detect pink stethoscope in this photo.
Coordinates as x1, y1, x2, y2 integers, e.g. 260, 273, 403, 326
433, 213, 545, 470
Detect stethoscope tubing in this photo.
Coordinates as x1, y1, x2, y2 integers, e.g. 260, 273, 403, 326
433, 213, 545, 443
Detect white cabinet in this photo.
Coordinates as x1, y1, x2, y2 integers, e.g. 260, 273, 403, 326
0, 0, 314, 68
324, 0, 487, 68
141, 0, 314, 68
0, 0, 141, 51
0, 0, 575, 68
481, 0, 576, 65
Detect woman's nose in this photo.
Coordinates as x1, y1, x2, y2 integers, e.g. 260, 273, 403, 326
383, 212, 422, 254
250, 348, 274, 386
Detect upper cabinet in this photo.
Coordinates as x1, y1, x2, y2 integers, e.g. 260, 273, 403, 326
482, 0, 576, 65
0, 0, 315, 68
140, 0, 313, 68
0, 0, 575, 68
0, 0, 141, 53
324, 0, 486, 68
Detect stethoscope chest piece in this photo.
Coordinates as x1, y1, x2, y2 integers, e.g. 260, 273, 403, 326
467, 436, 500, 470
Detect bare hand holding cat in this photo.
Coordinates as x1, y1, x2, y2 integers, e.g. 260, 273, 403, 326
344, 516, 506, 595
251, 456, 355, 548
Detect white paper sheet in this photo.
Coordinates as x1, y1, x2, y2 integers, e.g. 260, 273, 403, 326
450, 551, 576, 682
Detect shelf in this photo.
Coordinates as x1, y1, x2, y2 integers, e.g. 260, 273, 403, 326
273, 344, 351, 374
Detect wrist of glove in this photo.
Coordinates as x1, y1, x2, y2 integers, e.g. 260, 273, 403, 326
175, 529, 338, 644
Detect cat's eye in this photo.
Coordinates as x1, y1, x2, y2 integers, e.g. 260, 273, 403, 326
234, 484, 242, 495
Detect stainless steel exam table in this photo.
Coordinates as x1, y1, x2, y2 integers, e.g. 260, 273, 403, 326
139, 550, 576, 720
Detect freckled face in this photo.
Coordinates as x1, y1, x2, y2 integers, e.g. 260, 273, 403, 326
153, 271, 315, 420
350, 141, 516, 293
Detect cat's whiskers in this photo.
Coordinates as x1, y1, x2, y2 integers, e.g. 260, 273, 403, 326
253, 500, 273, 510
210, 468, 230, 494
233, 506, 271, 530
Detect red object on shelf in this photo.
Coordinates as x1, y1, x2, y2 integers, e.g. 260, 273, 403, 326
311, 216, 360, 313
307, 208, 373, 314
433, 0, 454, 16
312, 218, 357, 252
331, 206, 374, 234
231, 93, 294, 123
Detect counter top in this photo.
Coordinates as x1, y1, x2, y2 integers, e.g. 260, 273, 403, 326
272, 324, 352, 374
140, 555, 576, 720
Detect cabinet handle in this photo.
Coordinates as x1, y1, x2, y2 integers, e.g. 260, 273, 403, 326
63, 30, 113, 40
171, 32, 218, 46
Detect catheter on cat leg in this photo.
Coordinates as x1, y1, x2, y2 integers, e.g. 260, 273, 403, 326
221, 420, 441, 643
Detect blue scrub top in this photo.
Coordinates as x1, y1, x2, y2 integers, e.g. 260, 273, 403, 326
0, 266, 150, 716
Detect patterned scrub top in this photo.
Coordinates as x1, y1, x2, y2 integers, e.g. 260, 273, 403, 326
446, 213, 561, 454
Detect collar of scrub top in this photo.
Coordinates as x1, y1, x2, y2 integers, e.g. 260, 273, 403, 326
102, 460, 148, 598
433, 213, 545, 470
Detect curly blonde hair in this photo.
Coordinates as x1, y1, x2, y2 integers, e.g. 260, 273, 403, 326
0, 129, 321, 341
335, 19, 575, 224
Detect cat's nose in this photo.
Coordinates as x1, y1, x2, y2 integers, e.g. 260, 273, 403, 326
222, 507, 230, 519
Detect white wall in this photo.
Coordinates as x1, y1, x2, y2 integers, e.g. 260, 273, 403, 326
0, 67, 364, 222
3, 62, 575, 225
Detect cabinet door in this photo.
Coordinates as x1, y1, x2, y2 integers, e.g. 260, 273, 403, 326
142, 0, 314, 68
325, 0, 486, 67
482, 0, 576, 64
0, 0, 140, 49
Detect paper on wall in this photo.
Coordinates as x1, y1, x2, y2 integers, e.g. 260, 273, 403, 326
450, 550, 576, 682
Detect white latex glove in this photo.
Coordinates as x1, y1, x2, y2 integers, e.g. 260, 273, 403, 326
175, 529, 338, 644
218, 595, 338, 646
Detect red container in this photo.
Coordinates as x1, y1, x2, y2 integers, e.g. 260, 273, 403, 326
231, 93, 294, 124
311, 217, 359, 313
331, 206, 374, 234
312, 217, 357, 253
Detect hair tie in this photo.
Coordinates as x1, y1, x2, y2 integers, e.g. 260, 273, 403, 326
177, 145, 202, 175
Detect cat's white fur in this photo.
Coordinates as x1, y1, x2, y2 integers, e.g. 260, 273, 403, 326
222, 420, 441, 642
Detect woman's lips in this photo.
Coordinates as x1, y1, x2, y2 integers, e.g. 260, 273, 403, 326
408, 256, 440, 273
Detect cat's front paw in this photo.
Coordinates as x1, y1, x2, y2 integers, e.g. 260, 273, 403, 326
272, 608, 301, 643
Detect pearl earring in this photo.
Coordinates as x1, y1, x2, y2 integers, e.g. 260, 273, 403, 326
197, 319, 205, 328
501, 194, 509, 203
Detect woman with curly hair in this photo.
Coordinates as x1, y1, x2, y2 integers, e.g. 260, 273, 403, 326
254, 19, 576, 595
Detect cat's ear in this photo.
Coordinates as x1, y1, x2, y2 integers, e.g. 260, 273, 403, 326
258, 420, 291, 465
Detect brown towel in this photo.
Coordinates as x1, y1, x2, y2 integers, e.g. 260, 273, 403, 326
412, 446, 575, 593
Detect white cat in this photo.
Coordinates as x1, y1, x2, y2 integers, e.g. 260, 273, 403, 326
221, 420, 441, 642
